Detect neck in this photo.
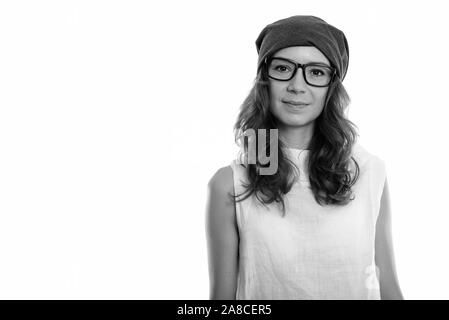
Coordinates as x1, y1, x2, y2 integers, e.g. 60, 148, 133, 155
279, 123, 314, 150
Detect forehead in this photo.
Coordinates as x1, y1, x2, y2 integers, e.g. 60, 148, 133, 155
272, 46, 330, 65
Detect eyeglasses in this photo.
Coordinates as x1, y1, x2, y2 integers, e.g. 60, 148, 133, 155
266, 57, 336, 87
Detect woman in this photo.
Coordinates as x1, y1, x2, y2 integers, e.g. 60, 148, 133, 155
205, 15, 403, 300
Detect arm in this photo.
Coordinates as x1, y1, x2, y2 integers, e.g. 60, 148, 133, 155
205, 166, 239, 300
375, 178, 404, 300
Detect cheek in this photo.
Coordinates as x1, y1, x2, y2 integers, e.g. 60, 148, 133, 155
269, 83, 284, 104
268, 84, 276, 100
311, 88, 329, 106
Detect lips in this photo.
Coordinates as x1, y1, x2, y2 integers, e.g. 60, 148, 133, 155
283, 100, 310, 106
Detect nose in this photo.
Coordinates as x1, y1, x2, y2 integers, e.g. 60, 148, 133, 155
287, 68, 308, 93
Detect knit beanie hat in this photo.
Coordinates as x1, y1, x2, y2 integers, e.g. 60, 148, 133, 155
255, 15, 350, 81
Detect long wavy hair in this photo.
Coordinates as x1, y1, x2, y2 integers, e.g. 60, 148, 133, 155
232, 62, 360, 215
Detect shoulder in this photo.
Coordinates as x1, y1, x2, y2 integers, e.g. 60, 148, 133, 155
352, 142, 386, 172
207, 165, 234, 195
352, 142, 388, 201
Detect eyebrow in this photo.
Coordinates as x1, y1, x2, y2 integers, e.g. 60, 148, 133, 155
273, 56, 330, 67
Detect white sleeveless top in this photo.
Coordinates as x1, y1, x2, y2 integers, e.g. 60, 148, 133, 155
229, 143, 386, 300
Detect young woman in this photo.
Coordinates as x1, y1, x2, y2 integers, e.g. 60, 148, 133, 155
205, 15, 403, 300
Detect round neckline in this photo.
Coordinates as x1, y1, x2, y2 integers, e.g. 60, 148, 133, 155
286, 147, 310, 152
285, 148, 310, 183
285, 147, 309, 162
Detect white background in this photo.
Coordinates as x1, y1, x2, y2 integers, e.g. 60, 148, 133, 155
1, 0, 448, 299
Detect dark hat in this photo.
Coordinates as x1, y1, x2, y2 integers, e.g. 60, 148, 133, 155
255, 15, 350, 81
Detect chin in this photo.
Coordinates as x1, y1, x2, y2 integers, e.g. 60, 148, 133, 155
271, 106, 319, 127
279, 117, 314, 128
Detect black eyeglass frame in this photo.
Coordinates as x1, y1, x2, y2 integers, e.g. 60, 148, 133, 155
265, 57, 337, 87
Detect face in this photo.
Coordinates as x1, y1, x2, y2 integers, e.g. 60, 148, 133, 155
268, 46, 331, 131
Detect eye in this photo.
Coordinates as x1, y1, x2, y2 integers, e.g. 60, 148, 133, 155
274, 65, 291, 73
310, 68, 325, 76
306, 66, 332, 78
